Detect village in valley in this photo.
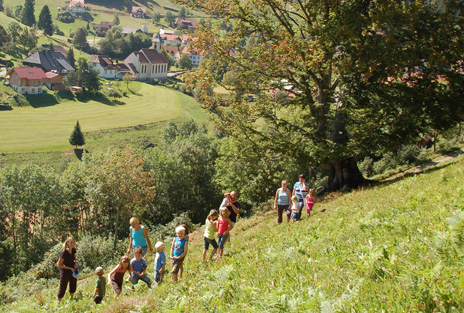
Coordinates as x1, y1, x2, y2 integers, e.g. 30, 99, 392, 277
1, 0, 204, 97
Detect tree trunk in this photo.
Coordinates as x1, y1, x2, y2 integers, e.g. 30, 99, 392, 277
113, 207, 119, 250
322, 157, 367, 193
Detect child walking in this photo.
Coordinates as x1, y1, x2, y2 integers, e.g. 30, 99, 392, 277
92, 267, 106, 304
306, 189, 315, 216
290, 195, 300, 222
170, 226, 188, 283
178, 224, 190, 279
107, 256, 132, 299
130, 246, 151, 289
203, 209, 219, 262
216, 207, 233, 259
154, 241, 166, 284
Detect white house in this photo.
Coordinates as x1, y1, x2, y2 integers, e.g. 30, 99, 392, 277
124, 44, 169, 80
163, 46, 181, 62
89, 55, 130, 79
182, 45, 204, 67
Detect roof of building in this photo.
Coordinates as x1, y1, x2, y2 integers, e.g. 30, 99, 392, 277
131, 6, 147, 14
141, 48, 169, 64
99, 21, 115, 29
9, 67, 46, 80
160, 34, 180, 42
45, 72, 61, 79
90, 55, 130, 72
23, 51, 75, 73
175, 18, 198, 28
182, 46, 205, 56
134, 51, 149, 64
163, 46, 180, 56
70, 0, 86, 8
52, 45, 68, 58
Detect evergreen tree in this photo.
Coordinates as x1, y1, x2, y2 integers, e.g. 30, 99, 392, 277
179, 7, 187, 18
21, 0, 35, 27
37, 5, 53, 36
67, 47, 75, 68
0, 0, 4, 12
113, 13, 120, 25
69, 121, 85, 148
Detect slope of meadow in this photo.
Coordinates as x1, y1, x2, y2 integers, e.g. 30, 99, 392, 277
1, 157, 463, 312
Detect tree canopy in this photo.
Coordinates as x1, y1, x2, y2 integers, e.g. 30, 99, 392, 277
37, 5, 53, 36
69, 120, 85, 148
177, 0, 464, 192
20, 0, 35, 27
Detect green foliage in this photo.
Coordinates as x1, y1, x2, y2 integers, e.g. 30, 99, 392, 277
152, 11, 161, 24
56, 11, 75, 23
20, 0, 35, 27
37, 5, 53, 36
8, 93, 29, 107
98, 29, 151, 59
165, 11, 175, 26
64, 58, 101, 93
113, 13, 120, 25
69, 120, 85, 148
73, 26, 89, 51
67, 47, 75, 68
178, 54, 192, 70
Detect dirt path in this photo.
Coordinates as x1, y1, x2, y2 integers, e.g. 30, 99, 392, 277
383, 147, 464, 182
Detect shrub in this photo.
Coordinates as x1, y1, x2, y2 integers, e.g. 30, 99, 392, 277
358, 156, 374, 178
148, 212, 199, 244
9, 94, 29, 107
56, 11, 75, 23
31, 235, 125, 279
397, 144, 421, 164
372, 153, 398, 175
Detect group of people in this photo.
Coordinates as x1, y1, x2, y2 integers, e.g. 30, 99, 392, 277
273, 174, 315, 224
56, 192, 241, 304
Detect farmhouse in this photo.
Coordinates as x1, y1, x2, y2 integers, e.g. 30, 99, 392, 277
131, 6, 147, 18
163, 46, 181, 62
93, 21, 115, 37
174, 18, 198, 30
23, 50, 74, 75
89, 55, 130, 79
7, 68, 46, 94
68, 0, 87, 13
124, 47, 169, 81
160, 34, 181, 46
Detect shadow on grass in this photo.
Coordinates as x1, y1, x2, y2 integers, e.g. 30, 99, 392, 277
111, 99, 126, 105
26, 94, 59, 108
74, 148, 89, 160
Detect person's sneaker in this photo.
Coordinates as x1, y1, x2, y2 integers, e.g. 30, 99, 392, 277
147, 282, 152, 288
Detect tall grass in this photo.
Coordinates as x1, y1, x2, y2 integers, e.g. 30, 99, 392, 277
1, 157, 464, 312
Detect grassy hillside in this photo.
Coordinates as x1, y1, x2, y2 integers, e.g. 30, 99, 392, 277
0, 83, 196, 152
1, 0, 206, 37
1, 156, 463, 312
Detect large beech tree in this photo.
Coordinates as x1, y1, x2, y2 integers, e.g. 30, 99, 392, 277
176, 0, 464, 192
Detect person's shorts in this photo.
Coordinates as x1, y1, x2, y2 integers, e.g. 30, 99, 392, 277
171, 257, 184, 274
133, 245, 148, 256
291, 210, 300, 220
155, 270, 164, 283
217, 234, 229, 249
204, 237, 218, 250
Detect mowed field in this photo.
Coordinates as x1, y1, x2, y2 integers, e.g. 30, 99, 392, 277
0, 84, 184, 152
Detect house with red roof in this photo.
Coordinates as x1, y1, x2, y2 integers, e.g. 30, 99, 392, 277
181, 45, 204, 67
131, 6, 147, 18
7, 68, 46, 94
68, 0, 87, 13
124, 47, 169, 81
89, 55, 130, 79
163, 46, 181, 62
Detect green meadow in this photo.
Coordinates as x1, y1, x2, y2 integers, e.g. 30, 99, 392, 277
1, 156, 463, 312
0, 83, 203, 153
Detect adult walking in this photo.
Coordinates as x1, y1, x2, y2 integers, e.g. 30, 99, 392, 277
227, 191, 240, 224
56, 237, 78, 302
274, 180, 292, 224
292, 174, 309, 221
127, 217, 153, 257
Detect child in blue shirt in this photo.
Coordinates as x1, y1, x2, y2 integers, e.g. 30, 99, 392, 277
130, 246, 151, 289
154, 241, 166, 284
